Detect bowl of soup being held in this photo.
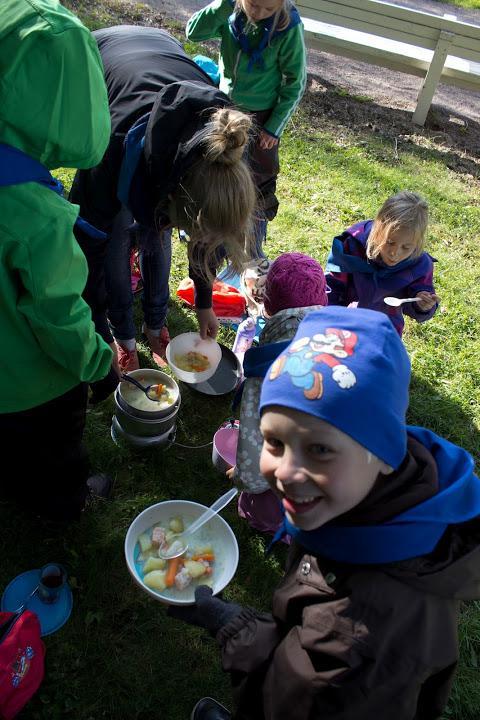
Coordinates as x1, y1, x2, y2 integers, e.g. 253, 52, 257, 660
124, 499, 239, 606
166, 333, 222, 384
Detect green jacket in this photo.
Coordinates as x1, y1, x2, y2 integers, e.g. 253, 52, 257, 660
186, 0, 306, 137
0, 0, 112, 412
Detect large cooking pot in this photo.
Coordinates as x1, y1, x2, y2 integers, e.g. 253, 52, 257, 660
117, 369, 180, 420
114, 387, 180, 438
111, 416, 175, 449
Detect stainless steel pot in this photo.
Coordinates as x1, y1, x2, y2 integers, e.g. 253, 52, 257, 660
111, 415, 175, 449
113, 387, 180, 438
118, 369, 180, 420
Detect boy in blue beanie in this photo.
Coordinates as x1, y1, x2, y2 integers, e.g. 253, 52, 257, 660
170, 307, 480, 720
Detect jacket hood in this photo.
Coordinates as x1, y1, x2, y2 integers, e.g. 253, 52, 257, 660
261, 306, 326, 345
126, 80, 231, 227
0, 0, 110, 169
281, 427, 480, 598
326, 220, 434, 280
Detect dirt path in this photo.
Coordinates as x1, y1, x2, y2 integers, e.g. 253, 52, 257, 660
151, 0, 480, 128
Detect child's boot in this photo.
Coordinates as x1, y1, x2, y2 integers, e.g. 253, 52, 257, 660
191, 698, 231, 720
86, 473, 113, 501
143, 324, 170, 368
114, 338, 139, 373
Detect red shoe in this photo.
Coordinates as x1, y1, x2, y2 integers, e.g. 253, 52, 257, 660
143, 325, 170, 368
114, 340, 139, 373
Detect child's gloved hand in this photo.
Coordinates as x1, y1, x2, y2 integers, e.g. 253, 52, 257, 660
167, 585, 243, 636
89, 365, 120, 405
415, 291, 439, 312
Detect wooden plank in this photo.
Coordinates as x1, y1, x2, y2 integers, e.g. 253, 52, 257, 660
300, 13, 480, 63
303, 28, 480, 89
297, 0, 480, 39
303, 29, 431, 77
297, 3, 442, 48
296, 0, 480, 52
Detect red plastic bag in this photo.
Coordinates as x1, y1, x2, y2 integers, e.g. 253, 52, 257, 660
177, 278, 246, 318
0, 611, 45, 719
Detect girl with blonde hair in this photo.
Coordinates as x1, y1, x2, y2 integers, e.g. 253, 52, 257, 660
70, 26, 257, 372
187, 0, 307, 251
325, 191, 439, 336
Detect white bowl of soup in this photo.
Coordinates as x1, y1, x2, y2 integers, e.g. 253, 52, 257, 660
125, 500, 239, 606
166, 333, 222, 384
118, 369, 179, 419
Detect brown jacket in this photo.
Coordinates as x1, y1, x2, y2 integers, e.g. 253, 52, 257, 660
217, 438, 480, 719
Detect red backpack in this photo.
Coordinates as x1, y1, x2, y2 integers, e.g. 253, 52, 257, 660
0, 612, 44, 719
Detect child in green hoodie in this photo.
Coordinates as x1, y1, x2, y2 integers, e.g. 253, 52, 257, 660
186, 0, 307, 244
0, 0, 118, 520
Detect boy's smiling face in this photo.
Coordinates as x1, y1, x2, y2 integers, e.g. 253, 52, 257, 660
260, 406, 392, 531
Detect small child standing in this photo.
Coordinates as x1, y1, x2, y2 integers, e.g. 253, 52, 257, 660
326, 190, 439, 336
232, 253, 328, 536
170, 306, 480, 720
186, 0, 307, 238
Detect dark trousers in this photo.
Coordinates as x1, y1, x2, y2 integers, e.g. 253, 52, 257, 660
0, 384, 90, 521
249, 109, 280, 222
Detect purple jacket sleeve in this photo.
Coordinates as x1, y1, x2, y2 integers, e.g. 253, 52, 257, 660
402, 258, 438, 323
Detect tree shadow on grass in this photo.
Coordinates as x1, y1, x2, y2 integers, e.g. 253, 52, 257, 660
300, 77, 480, 180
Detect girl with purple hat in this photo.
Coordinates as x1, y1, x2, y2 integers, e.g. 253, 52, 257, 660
232, 252, 328, 536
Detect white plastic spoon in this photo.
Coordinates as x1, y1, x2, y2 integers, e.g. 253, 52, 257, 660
384, 296, 419, 307
158, 488, 238, 560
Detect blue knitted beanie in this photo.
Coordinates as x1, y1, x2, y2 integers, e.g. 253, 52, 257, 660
259, 307, 410, 468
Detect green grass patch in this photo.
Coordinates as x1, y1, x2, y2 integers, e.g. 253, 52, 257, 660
6, 1, 480, 718
433, 0, 480, 9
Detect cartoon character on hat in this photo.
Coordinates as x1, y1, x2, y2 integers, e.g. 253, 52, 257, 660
269, 327, 357, 399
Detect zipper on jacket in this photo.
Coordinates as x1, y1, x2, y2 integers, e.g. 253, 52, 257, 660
232, 49, 242, 93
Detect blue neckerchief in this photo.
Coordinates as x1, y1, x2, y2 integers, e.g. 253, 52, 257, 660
268, 426, 480, 564
326, 234, 418, 279
0, 143, 107, 240
232, 340, 290, 411
228, 6, 301, 72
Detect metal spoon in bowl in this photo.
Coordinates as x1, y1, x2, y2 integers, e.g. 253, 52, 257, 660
121, 373, 165, 402
158, 488, 238, 560
384, 296, 419, 307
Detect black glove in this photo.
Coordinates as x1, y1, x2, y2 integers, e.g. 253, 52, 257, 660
89, 365, 119, 405
168, 585, 243, 636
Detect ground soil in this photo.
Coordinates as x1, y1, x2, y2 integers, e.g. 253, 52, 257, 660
149, 0, 480, 173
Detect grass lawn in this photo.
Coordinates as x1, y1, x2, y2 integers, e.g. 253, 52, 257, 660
2, 1, 479, 718
434, 0, 480, 9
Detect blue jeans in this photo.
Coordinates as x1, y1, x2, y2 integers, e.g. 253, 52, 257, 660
105, 206, 172, 342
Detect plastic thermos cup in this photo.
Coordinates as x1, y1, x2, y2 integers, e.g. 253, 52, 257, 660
232, 317, 256, 356
37, 563, 67, 604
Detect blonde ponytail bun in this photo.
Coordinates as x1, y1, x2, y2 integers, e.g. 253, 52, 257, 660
203, 108, 252, 166
162, 107, 257, 281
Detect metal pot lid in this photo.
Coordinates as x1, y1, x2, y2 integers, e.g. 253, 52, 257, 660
189, 344, 242, 396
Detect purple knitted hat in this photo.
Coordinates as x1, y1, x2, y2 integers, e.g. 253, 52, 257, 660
263, 253, 328, 317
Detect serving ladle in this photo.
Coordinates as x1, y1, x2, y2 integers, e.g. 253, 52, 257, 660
121, 373, 163, 402
384, 296, 419, 307
158, 488, 238, 560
